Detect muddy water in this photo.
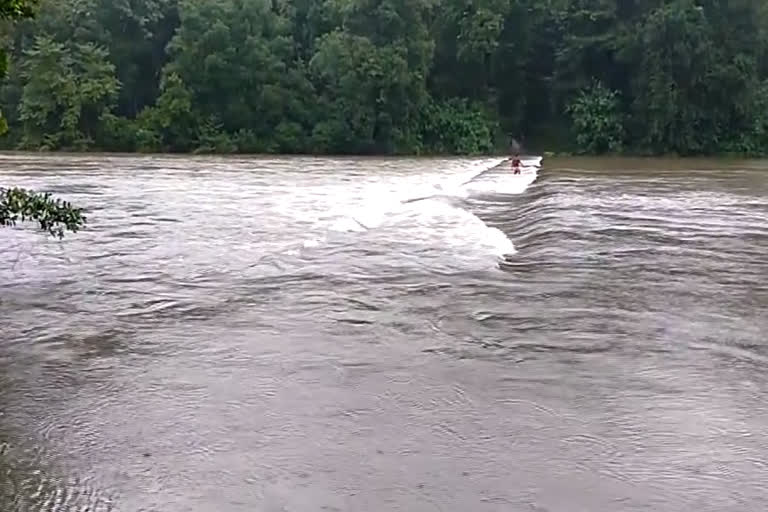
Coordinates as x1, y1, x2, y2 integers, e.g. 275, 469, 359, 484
1, 154, 767, 511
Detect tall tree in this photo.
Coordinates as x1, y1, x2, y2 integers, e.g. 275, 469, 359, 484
161, 0, 315, 152
18, 35, 119, 149
310, 0, 435, 153
93, 0, 179, 117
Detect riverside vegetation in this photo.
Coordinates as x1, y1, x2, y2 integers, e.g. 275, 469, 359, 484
0, 0, 85, 236
0, 0, 767, 157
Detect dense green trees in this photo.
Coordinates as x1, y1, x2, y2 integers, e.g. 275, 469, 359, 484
0, 0, 767, 156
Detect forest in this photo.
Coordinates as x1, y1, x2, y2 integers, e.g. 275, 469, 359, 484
0, 0, 767, 156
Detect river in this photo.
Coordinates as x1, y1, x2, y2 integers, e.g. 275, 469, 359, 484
1, 154, 767, 511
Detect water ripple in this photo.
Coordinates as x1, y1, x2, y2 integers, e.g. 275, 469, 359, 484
1, 154, 767, 511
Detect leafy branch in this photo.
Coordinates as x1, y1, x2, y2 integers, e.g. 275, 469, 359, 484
0, 0, 38, 20
0, 186, 86, 238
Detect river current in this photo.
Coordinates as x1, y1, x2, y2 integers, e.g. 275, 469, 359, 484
1, 154, 767, 511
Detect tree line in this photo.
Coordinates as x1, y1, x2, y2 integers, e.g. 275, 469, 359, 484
0, 0, 766, 157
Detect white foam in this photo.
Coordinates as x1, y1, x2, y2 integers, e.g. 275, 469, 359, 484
464, 168, 539, 196
302, 237, 324, 248
397, 197, 516, 256
296, 156, 541, 268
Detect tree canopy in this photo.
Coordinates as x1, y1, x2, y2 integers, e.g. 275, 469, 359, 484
0, 0, 767, 156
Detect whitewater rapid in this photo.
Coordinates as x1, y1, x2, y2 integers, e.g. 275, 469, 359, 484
298, 156, 542, 269
1, 154, 542, 280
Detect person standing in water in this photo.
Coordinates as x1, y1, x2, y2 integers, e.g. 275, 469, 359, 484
510, 137, 523, 174
511, 152, 522, 174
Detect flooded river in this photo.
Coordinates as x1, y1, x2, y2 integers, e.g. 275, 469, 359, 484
1, 154, 767, 511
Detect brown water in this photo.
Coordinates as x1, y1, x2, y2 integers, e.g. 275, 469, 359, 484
1, 154, 767, 511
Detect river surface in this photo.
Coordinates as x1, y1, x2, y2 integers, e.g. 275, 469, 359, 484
1, 154, 767, 511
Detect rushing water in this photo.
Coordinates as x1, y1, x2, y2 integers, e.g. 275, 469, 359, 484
1, 153, 767, 511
